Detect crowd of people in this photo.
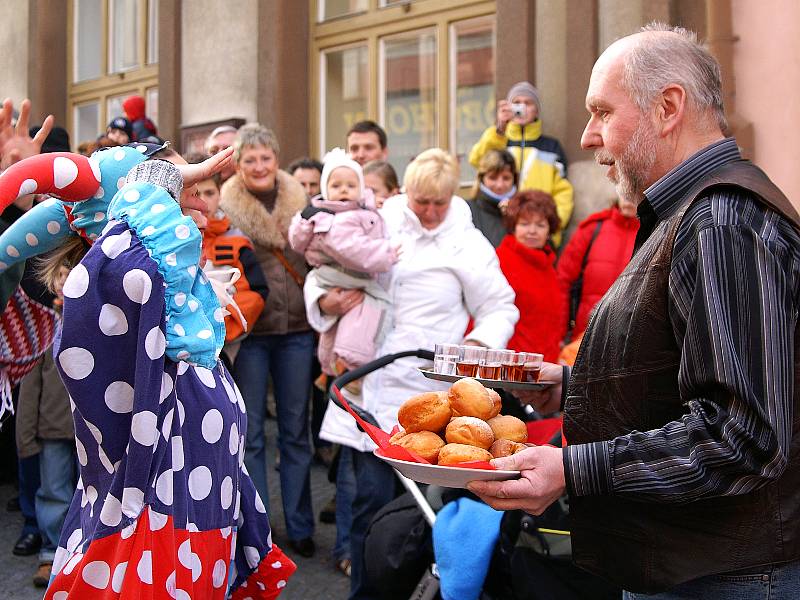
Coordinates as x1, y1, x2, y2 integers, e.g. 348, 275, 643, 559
0, 80, 629, 597
2, 20, 798, 600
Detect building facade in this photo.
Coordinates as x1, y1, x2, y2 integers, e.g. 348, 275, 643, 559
1, 0, 798, 203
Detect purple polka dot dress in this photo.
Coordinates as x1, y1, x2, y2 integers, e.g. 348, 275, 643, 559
45, 212, 295, 595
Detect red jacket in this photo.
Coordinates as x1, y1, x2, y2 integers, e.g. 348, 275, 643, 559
496, 235, 565, 362
556, 206, 639, 335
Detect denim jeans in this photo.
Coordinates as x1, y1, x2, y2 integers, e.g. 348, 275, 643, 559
36, 440, 77, 563
333, 446, 357, 562
18, 453, 40, 537
623, 560, 800, 600
349, 449, 396, 600
234, 331, 315, 541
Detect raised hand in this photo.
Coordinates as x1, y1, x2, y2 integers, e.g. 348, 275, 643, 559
495, 99, 514, 134
0, 98, 55, 170
175, 146, 234, 187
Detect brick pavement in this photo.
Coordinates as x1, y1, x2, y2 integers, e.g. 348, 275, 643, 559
0, 416, 350, 599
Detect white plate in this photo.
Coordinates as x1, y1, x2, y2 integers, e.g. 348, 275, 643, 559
419, 368, 559, 391
375, 450, 520, 489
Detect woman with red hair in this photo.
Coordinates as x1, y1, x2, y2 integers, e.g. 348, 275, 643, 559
496, 190, 566, 362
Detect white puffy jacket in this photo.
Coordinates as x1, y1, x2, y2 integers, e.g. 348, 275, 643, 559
313, 194, 519, 452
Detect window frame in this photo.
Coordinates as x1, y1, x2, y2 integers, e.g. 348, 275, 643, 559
310, 0, 496, 189
378, 26, 439, 180
449, 14, 496, 186
67, 0, 158, 150
318, 41, 370, 157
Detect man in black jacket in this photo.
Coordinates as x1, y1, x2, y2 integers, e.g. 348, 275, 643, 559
469, 23, 800, 599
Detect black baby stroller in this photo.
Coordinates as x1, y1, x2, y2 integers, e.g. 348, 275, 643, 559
329, 349, 620, 600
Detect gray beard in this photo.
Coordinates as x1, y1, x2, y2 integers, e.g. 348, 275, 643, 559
614, 118, 658, 204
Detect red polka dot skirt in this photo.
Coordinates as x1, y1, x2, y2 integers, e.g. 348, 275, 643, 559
45, 509, 296, 599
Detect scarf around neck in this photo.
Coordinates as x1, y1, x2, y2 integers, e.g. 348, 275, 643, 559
479, 182, 517, 204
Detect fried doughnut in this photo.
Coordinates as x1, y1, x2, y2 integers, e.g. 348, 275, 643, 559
447, 378, 495, 420
389, 430, 445, 463
438, 443, 493, 466
489, 439, 527, 458
398, 392, 452, 433
487, 389, 502, 419
487, 415, 528, 443
445, 416, 495, 449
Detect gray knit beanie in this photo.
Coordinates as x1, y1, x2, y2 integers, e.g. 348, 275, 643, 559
506, 81, 542, 115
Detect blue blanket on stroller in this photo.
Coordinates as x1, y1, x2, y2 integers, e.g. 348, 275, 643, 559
433, 497, 504, 600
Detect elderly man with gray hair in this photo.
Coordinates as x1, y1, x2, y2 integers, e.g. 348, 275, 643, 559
470, 23, 800, 599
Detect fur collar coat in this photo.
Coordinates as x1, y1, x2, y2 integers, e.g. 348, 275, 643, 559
220, 169, 307, 249
220, 169, 311, 335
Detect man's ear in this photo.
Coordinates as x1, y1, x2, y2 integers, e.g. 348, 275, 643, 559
657, 83, 687, 137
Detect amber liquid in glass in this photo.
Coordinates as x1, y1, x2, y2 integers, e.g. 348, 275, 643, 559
478, 364, 502, 380
456, 361, 479, 377
523, 365, 541, 383
503, 363, 524, 382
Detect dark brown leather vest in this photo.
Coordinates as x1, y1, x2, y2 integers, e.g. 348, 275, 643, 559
563, 160, 800, 593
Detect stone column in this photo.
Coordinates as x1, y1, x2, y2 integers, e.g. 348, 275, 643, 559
159, 0, 182, 150
27, 0, 67, 127
564, 0, 600, 163
495, 0, 537, 103
257, 0, 311, 163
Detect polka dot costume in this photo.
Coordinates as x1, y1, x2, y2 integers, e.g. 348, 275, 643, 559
46, 209, 295, 594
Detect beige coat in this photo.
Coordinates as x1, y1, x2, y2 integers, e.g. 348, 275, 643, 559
220, 170, 310, 335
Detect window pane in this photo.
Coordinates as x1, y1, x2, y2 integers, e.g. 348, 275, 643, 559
106, 93, 130, 125
146, 87, 159, 129
110, 0, 140, 73
74, 0, 103, 82
147, 0, 158, 64
451, 18, 495, 184
321, 46, 368, 156
74, 102, 100, 147
381, 30, 437, 182
319, 0, 367, 21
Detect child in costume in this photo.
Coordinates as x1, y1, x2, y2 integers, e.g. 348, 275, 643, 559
288, 148, 398, 384
0, 143, 295, 599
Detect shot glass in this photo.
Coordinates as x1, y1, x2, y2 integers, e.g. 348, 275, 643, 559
433, 343, 460, 375
522, 352, 544, 383
501, 351, 526, 382
456, 345, 486, 378
478, 348, 511, 380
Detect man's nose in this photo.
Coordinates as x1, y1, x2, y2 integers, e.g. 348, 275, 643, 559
581, 118, 600, 150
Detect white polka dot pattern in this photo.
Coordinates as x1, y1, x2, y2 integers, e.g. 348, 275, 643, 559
53, 156, 79, 189
59, 347, 95, 379
188, 466, 213, 501
63, 264, 89, 298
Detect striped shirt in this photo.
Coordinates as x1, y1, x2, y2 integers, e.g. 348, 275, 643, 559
564, 138, 800, 502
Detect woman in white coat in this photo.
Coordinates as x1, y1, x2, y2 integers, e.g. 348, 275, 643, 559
308, 148, 518, 599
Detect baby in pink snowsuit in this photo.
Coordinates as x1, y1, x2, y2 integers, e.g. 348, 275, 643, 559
288, 148, 398, 378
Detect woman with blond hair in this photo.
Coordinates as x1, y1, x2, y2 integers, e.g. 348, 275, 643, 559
311, 148, 518, 599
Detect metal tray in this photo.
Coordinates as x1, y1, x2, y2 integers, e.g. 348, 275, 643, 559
418, 368, 559, 391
